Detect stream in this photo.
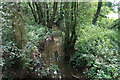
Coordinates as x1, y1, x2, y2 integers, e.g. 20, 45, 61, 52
39, 36, 81, 79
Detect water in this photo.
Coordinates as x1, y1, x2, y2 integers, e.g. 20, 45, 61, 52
40, 37, 81, 78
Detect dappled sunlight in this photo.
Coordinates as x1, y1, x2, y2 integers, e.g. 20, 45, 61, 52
106, 12, 118, 19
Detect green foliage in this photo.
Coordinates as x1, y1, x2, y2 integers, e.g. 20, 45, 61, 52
27, 24, 46, 47
2, 25, 14, 44
77, 2, 97, 25
2, 41, 33, 78
51, 30, 63, 37
1, 6, 14, 45
97, 18, 115, 28
1, 2, 119, 79
49, 64, 59, 72
70, 25, 119, 79
97, 3, 116, 28
101, 5, 111, 16
40, 64, 59, 77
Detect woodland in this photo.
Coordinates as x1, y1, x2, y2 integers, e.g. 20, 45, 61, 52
1, 1, 120, 80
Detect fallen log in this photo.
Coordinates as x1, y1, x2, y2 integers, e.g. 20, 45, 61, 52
72, 75, 80, 80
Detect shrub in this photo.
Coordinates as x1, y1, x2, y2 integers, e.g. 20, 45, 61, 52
70, 25, 119, 79
2, 41, 33, 78
27, 24, 46, 47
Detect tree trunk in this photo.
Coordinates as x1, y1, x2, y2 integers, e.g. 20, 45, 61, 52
34, 2, 43, 24
92, 0, 102, 25
28, 2, 38, 23
70, 2, 77, 56
49, 2, 58, 28
63, 2, 77, 58
63, 2, 70, 58
10, 3, 26, 49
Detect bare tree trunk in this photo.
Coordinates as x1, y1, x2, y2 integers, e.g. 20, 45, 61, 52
63, 2, 77, 58
47, 2, 58, 28
92, 0, 102, 25
28, 2, 59, 29
10, 3, 26, 49
49, 2, 58, 28
34, 2, 44, 25
28, 2, 38, 23
64, 2, 70, 58
46, 3, 50, 27
70, 2, 77, 56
